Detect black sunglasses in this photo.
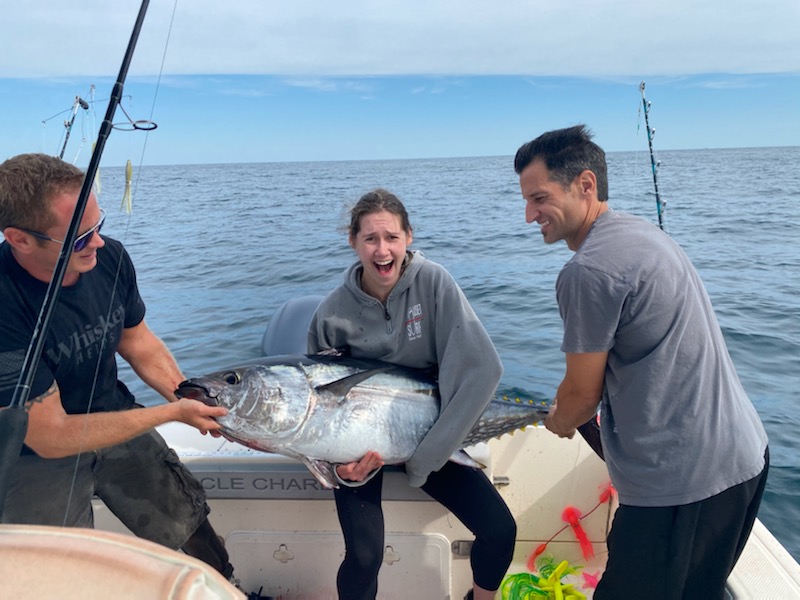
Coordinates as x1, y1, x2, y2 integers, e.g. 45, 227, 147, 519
15, 209, 106, 253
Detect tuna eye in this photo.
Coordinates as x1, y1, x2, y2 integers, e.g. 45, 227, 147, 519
223, 371, 241, 385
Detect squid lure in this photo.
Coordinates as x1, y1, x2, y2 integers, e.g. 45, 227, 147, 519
121, 159, 133, 214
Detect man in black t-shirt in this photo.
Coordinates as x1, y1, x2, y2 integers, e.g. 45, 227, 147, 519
0, 153, 235, 580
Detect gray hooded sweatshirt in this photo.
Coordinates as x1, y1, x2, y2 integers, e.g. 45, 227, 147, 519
308, 250, 503, 487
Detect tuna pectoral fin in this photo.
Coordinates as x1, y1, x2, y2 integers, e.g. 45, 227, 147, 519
448, 449, 486, 470
303, 458, 339, 489
315, 367, 393, 402
303, 459, 382, 490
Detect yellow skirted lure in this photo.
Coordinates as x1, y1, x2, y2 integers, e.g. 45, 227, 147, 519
501, 557, 586, 600
121, 159, 133, 214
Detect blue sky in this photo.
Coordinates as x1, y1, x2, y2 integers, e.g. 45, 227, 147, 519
1, 0, 798, 167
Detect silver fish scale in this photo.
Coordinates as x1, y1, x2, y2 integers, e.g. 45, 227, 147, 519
292, 370, 439, 464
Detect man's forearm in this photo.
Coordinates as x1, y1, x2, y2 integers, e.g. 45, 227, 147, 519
27, 402, 180, 459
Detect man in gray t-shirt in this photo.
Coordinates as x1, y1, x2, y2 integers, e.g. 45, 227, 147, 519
514, 125, 768, 600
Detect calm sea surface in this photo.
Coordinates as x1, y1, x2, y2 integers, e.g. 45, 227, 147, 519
96, 147, 799, 561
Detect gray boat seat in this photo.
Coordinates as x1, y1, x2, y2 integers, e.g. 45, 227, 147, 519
261, 295, 323, 356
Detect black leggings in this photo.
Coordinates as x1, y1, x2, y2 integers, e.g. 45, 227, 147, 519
334, 461, 516, 600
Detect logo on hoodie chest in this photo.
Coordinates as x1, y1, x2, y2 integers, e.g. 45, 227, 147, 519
405, 303, 423, 341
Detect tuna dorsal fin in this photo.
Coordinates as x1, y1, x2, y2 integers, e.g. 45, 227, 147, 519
315, 367, 392, 402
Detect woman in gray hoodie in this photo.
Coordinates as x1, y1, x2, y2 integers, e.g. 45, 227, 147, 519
308, 188, 516, 600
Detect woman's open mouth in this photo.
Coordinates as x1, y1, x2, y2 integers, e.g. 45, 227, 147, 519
375, 259, 394, 275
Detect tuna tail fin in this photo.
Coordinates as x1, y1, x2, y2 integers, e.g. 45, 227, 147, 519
315, 367, 393, 403
448, 449, 486, 470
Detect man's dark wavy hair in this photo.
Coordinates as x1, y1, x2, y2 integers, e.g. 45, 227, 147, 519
514, 124, 608, 202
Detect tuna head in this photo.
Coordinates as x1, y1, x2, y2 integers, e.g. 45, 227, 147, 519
175, 362, 313, 454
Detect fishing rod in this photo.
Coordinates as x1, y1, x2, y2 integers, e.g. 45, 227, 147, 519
639, 81, 666, 230
0, 0, 152, 515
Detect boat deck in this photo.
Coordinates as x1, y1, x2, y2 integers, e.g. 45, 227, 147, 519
97, 424, 615, 598
85, 424, 800, 598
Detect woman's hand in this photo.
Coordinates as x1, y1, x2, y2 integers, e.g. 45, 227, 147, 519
336, 450, 384, 482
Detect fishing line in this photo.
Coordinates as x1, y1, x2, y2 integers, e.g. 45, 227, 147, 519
88, 85, 103, 195
40, 93, 134, 126
40, 88, 131, 164
61, 0, 179, 525
118, 0, 177, 219
71, 0, 177, 423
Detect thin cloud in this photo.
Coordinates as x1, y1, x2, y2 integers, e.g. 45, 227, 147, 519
216, 87, 274, 99
691, 77, 771, 90
1, 0, 798, 79
282, 78, 375, 95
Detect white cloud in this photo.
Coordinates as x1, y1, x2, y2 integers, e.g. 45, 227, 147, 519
282, 78, 375, 95
1, 0, 799, 79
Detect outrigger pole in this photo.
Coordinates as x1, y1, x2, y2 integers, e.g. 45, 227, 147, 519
58, 95, 90, 160
639, 81, 665, 230
0, 0, 151, 515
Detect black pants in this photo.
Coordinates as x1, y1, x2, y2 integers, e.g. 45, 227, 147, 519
2, 429, 233, 579
334, 461, 517, 600
595, 447, 769, 600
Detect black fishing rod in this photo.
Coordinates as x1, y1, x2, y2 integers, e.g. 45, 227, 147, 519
639, 81, 666, 230
0, 0, 151, 516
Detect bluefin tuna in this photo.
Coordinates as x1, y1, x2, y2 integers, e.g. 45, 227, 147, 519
175, 354, 549, 488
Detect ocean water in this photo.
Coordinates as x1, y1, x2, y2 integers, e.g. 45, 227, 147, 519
95, 146, 800, 561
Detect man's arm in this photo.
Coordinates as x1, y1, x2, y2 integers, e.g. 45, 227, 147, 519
23, 320, 226, 458
24, 382, 226, 459
116, 320, 184, 402
545, 351, 607, 439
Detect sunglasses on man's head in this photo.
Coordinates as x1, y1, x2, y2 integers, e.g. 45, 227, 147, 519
16, 209, 106, 252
